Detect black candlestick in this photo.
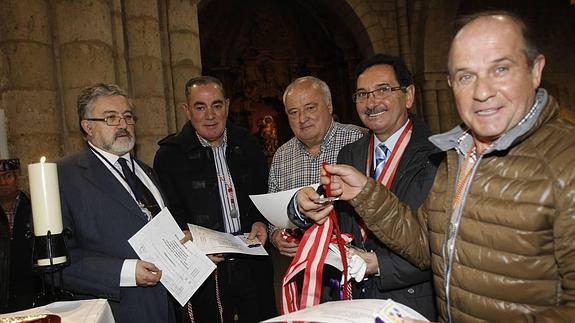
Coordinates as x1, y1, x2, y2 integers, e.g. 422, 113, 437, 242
30, 228, 74, 306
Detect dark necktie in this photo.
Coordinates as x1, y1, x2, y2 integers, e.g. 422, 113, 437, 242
117, 157, 161, 218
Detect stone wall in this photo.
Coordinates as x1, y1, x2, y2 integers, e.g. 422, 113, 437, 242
0, 0, 202, 183
1, 0, 574, 188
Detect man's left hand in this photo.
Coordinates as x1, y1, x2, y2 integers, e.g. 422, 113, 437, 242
180, 229, 192, 244
248, 221, 268, 245
347, 248, 379, 276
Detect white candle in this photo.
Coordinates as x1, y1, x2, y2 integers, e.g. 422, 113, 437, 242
28, 156, 66, 265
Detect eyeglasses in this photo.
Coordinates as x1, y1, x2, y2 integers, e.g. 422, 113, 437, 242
352, 85, 405, 103
84, 115, 137, 126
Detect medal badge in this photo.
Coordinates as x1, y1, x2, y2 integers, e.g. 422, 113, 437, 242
139, 202, 152, 221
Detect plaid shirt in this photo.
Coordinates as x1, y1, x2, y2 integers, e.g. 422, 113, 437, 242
268, 121, 366, 192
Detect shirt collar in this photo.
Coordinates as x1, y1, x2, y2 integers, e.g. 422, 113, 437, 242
373, 119, 410, 152
196, 129, 228, 148
429, 88, 548, 156
319, 119, 336, 147
88, 141, 131, 165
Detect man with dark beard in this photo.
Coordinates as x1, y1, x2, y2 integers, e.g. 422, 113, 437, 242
57, 83, 176, 323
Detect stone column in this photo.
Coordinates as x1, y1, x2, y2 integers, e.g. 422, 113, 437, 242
436, 81, 458, 131
54, 0, 118, 153
420, 72, 459, 134
422, 78, 441, 133
123, 0, 168, 164
165, 0, 202, 132
396, 0, 414, 72
0, 0, 61, 172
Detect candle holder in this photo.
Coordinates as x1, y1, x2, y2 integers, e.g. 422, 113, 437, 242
30, 228, 75, 306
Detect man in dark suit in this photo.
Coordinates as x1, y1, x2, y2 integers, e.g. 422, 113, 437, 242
154, 76, 276, 323
289, 55, 440, 320
57, 83, 175, 323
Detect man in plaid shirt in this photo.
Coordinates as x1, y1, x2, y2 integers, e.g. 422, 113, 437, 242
267, 76, 365, 304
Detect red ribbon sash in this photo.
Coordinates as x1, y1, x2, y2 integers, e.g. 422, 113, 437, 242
359, 120, 413, 241
281, 163, 350, 313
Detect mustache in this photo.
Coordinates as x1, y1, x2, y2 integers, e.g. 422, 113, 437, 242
363, 106, 388, 116
114, 129, 132, 140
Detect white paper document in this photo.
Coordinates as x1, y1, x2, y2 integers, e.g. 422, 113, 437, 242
263, 299, 429, 323
0, 299, 114, 323
249, 183, 320, 228
188, 224, 268, 256
129, 208, 216, 306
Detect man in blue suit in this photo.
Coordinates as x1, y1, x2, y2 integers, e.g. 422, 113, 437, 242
57, 83, 175, 323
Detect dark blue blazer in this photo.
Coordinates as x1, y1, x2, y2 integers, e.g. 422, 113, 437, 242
57, 146, 175, 323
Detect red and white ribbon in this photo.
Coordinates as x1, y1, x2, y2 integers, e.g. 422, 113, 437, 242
281, 164, 350, 313
359, 120, 413, 240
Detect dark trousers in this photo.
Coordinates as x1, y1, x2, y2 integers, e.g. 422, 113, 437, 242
187, 256, 277, 323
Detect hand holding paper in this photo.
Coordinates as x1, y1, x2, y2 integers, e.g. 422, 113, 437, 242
128, 208, 216, 306
248, 221, 268, 245
249, 184, 319, 228
136, 260, 162, 287
347, 254, 367, 282
188, 224, 268, 256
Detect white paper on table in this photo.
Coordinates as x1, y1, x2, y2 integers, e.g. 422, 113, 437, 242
188, 224, 268, 256
263, 299, 429, 323
128, 208, 216, 306
249, 183, 320, 228
0, 299, 115, 323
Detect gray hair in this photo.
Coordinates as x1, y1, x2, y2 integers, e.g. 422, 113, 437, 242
77, 83, 132, 136
282, 76, 332, 107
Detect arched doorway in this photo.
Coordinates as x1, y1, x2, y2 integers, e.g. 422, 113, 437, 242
198, 0, 367, 164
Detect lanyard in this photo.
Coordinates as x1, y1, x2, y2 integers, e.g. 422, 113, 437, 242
88, 145, 136, 185
366, 120, 413, 188
88, 145, 153, 210
218, 173, 239, 218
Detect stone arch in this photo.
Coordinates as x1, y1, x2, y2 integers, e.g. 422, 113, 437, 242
415, 0, 575, 133
197, 0, 372, 143
345, 0, 393, 56
415, 0, 461, 133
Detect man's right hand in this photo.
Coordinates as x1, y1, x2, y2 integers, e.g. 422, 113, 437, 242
208, 254, 225, 264
296, 187, 334, 225
135, 260, 162, 287
320, 164, 367, 201
271, 229, 299, 257
296, 164, 368, 225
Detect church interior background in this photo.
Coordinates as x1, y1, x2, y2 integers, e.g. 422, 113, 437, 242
1, 0, 574, 184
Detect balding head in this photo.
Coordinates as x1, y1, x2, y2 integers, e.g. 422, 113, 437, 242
446, 11, 545, 153
448, 11, 539, 74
